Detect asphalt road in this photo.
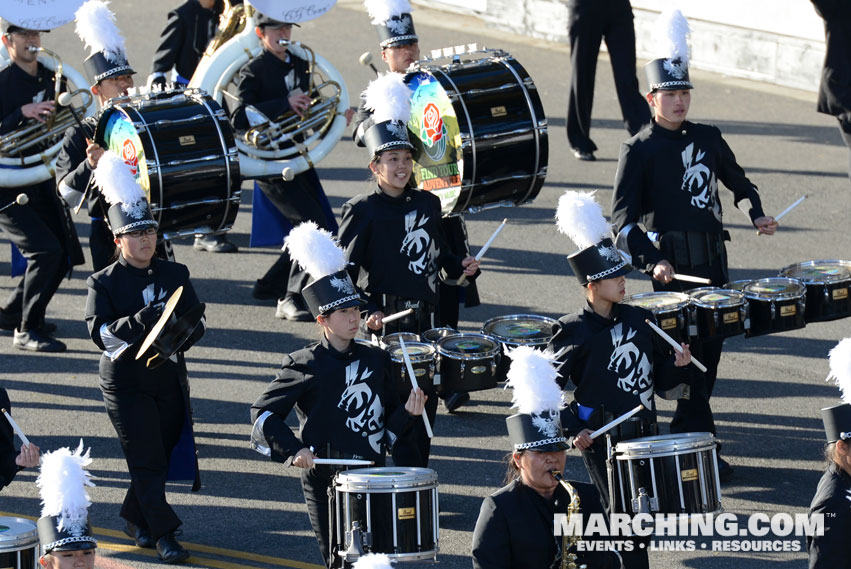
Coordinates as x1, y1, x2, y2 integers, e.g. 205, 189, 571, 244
2, 2, 850, 569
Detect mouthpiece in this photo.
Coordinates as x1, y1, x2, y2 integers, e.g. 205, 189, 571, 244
549, 469, 563, 481
57, 92, 74, 107
16, 193, 29, 206
27, 46, 41, 53
281, 167, 294, 182
277, 39, 295, 47
359, 52, 373, 66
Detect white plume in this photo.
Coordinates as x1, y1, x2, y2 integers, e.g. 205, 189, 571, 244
284, 221, 347, 280
353, 553, 395, 569
364, 72, 411, 124
657, 9, 690, 65
94, 150, 146, 214
364, 0, 412, 25
37, 441, 95, 530
555, 190, 610, 250
75, 0, 126, 62
827, 337, 851, 404
505, 346, 563, 415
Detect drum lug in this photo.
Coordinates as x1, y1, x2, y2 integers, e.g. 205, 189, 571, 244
133, 121, 147, 133
428, 362, 435, 379
459, 360, 465, 376
741, 305, 750, 331
490, 358, 496, 376
770, 300, 776, 320
713, 310, 719, 328
630, 487, 657, 514
824, 287, 830, 302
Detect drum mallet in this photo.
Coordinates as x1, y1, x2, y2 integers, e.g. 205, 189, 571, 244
758, 193, 807, 236
457, 218, 507, 285
398, 337, 434, 438
672, 273, 712, 285
58, 92, 87, 132
380, 308, 413, 325
359, 52, 379, 75
645, 319, 708, 373
0, 193, 29, 214
572, 404, 645, 448
1, 408, 31, 446
281, 167, 295, 182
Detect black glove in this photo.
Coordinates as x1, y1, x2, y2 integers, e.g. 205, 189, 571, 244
134, 303, 162, 327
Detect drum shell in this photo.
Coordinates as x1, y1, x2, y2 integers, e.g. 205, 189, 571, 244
689, 303, 747, 341
435, 334, 500, 394
744, 295, 806, 337
778, 261, 851, 322
480, 314, 556, 383
622, 293, 691, 346
387, 343, 436, 396
0, 517, 39, 569
380, 332, 420, 350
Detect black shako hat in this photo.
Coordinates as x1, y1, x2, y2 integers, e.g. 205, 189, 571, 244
75, 0, 136, 85
645, 57, 693, 92
646, 9, 693, 92
302, 270, 367, 318
363, 118, 415, 156
823, 338, 851, 443
362, 72, 415, 157
365, 0, 417, 48
83, 50, 135, 85
821, 403, 851, 444
567, 237, 631, 286
93, 150, 158, 236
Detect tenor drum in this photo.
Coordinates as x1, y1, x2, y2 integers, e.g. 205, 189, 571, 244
611, 433, 721, 517
622, 292, 691, 345
779, 260, 851, 322
687, 288, 748, 342
406, 49, 547, 216
421, 327, 456, 345
435, 333, 501, 394
741, 278, 806, 337
334, 467, 439, 561
95, 88, 241, 239
380, 332, 420, 349
386, 342, 436, 396
0, 517, 39, 569
481, 314, 557, 382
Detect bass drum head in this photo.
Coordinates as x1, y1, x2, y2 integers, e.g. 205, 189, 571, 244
98, 106, 153, 202
481, 314, 556, 346
779, 260, 851, 283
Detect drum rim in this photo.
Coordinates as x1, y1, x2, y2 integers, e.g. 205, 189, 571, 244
622, 291, 691, 310
388, 341, 436, 362
335, 466, 438, 489
481, 313, 557, 344
0, 516, 39, 547
435, 333, 501, 358
421, 327, 458, 343
742, 277, 806, 300
688, 287, 745, 308
779, 259, 851, 284
614, 432, 716, 456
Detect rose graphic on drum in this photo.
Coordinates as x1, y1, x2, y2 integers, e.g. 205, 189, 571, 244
420, 103, 447, 161
121, 138, 138, 176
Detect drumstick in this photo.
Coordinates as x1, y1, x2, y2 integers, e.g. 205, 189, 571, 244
586, 405, 644, 441
673, 273, 712, 285
644, 319, 708, 373
380, 308, 413, 325
398, 337, 434, 438
757, 194, 807, 235
313, 458, 374, 466
457, 218, 507, 285
1, 408, 31, 446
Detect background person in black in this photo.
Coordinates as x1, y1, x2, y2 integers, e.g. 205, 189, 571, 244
566, 0, 649, 161
250, 222, 425, 568
0, 386, 40, 492
611, 10, 777, 480
148, 0, 238, 253
84, 152, 204, 565
231, 12, 348, 321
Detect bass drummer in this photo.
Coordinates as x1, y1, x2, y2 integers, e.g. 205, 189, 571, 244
610, 11, 776, 480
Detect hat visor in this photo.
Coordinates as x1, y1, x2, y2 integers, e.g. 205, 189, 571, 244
652, 81, 694, 92
262, 22, 301, 29
115, 220, 158, 236
50, 540, 97, 553
384, 38, 418, 48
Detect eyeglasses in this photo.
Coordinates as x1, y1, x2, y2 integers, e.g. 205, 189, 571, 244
123, 228, 157, 238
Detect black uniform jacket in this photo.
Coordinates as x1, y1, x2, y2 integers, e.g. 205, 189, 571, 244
549, 302, 688, 429
0, 61, 63, 135
472, 478, 621, 569
55, 116, 104, 214
813, 0, 851, 119
230, 49, 310, 131
151, 0, 222, 80
85, 256, 204, 383
0, 388, 22, 492
611, 120, 765, 272
250, 336, 416, 466
351, 92, 372, 147
807, 461, 851, 569
339, 186, 468, 312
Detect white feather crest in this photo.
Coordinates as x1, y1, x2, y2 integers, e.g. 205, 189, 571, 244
504, 346, 564, 415
364, 0, 412, 24
353, 553, 394, 569
75, 0, 126, 61
657, 9, 690, 65
555, 190, 610, 250
284, 221, 347, 280
94, 150, 146, 213
37, 440, 95, 528
827, 337, 851, 404
364, 72, 411, 124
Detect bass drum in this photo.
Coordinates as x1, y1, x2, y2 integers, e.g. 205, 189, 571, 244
406, 49, 547, 216
95, 88, 241, 239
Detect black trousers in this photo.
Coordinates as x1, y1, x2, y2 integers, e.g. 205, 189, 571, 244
301, 465, 336, 567
437, 215, 479, 328
391, 394, 438, 468
839, 118, 851, 184
566, 0, 650, 153
101, 367, 186, 540
0, 180, 69, 331
256, 170, 336, 298
91, 218, 116, 273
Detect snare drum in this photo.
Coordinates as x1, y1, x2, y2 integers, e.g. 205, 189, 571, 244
387, 342, 436, 395
779, 260, 851, 322
96, 88, 241, 239
435, 333, 501, 394
611, 433, 721, 517
334, 467, 439, 561
742, 277, 806, 337
481, 314, 556, 382
687, 288, 748, 342
622, 292, 691, 345
0, 517, 39, 569
380, 332, 420, 349
406, 49, 547, 216
420, 327, 456, 345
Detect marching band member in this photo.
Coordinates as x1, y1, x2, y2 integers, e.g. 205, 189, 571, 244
55, 0, 137, 273
471, 346, 621, 569
36, 442, 98, 569
339, 72, 479, 465
84, 152, 205, 564
808, 338, 851, 569
0, 19, 84, 352
548, 190, 691, 569
249, 221, 425, 568
230, 12, 341, 321
610, 10, 776, 479
0, 386, 40, 492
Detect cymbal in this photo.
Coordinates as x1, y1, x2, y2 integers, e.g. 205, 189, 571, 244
135, 285, 183, 362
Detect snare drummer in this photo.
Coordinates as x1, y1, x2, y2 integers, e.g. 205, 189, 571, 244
611, 11, 777, 480
250, 222, 425, 568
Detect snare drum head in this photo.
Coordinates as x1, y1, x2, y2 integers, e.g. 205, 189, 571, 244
622, 292, 690, 311
421, 327, 456, 344
381, 332, 420, 347
335, 467, 437, 490
743, 277, 806, 299
780, 260, 851, 283
0, 516, 38, 548
614, 432, 716, 456
689, 287, 744, 307
437, 333, 499, 357
481, 314, 556, 344
389, 342, 435, 362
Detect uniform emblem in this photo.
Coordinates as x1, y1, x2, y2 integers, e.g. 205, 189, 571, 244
531, 410, 560, 438
663, 57, 687, 80
608, 323, 654, 409
387, 119, 408, 141
597, 244, 621, 263
329, 274, 355, 295
338, 360, 384, 453
386, 14, 411, 35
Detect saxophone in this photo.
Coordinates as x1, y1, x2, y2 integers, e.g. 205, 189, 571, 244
551, 470, 588, 569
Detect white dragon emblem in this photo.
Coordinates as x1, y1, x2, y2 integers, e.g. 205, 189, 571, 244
531, 410, 560, 438
385, 14, 411, 35
597, 244, 621, 263
663, 57, 687, 80
329, 274, 355, 295
387, 120, 408, 141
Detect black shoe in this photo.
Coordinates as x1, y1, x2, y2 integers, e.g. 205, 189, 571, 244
252, 280, 282, 302
444, 391, 470, 413
124, 522, 155, 549
194, 234, 238, 253
717, 456, 734, 482
156, 532, 190, 564
13, 328, 66, 353
276, 295, 312, 322
573, 149, 596, 161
